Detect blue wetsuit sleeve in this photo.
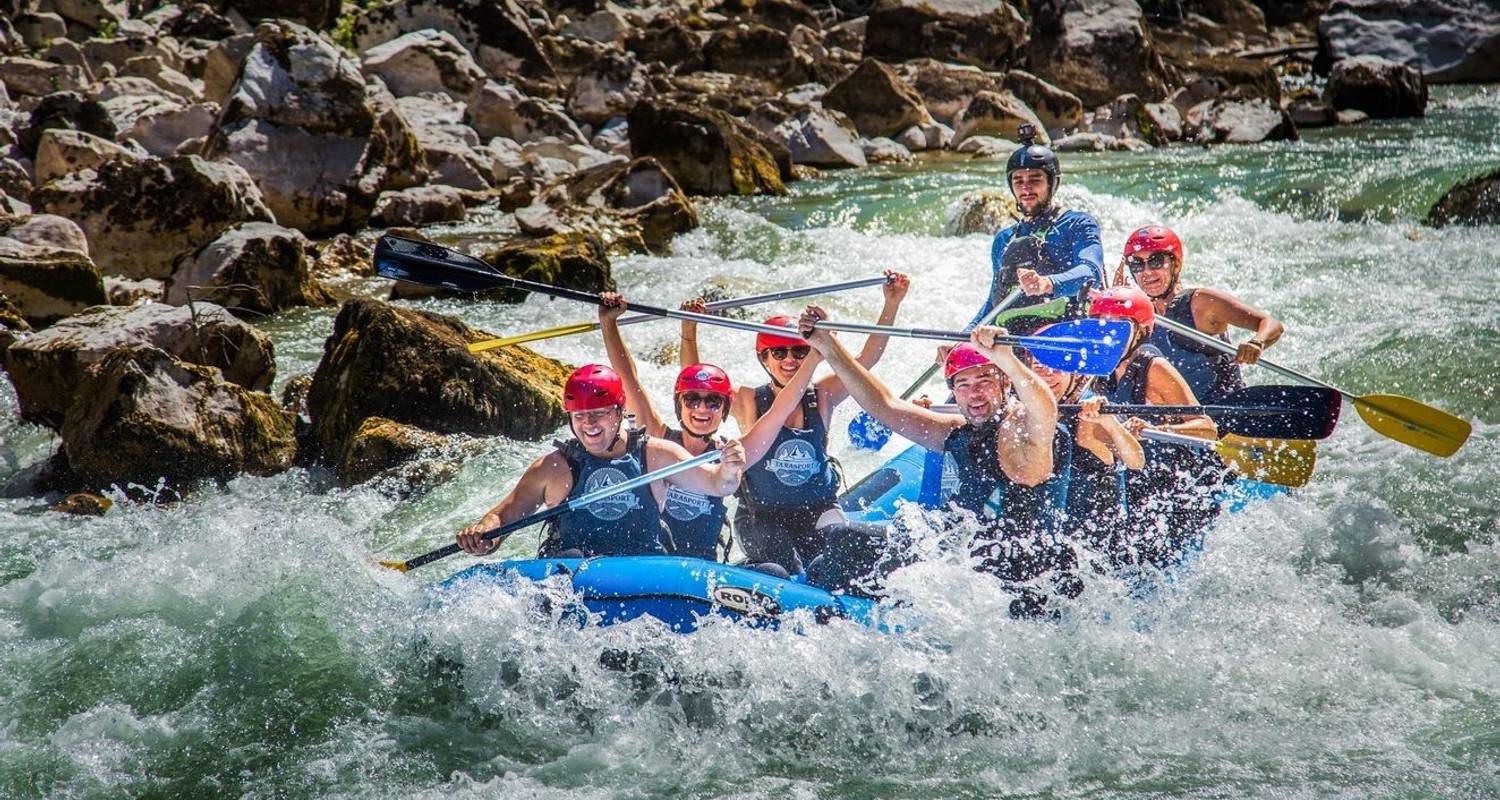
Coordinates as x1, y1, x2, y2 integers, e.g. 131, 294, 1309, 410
969, 229, 1013, 328
1048, 214, 1106, 298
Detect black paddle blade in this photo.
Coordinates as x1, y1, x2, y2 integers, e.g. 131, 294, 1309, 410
373, 235, 507, 293
1214, 385, 1342, 440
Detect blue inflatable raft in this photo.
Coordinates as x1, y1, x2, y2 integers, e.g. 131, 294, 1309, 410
437, 443, 1285, 632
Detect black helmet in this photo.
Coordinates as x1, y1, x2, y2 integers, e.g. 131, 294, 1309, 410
1006, 124, 1060, 193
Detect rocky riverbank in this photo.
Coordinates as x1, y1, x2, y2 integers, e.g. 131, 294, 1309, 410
1, 0, 1497, 503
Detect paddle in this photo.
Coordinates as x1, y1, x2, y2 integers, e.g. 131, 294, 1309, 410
1152, 315, 1471, 457
467, 275, 894, 353
1141, 430, 1317, 489
379, 448, 724, 573
375, 236, 1128, 375
847, 290, 1073, 450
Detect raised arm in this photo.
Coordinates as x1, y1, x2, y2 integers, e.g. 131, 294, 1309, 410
816, 271, 910, 411
678, 297, 706, 369
970, 325, 1058, 486
801, 304, 959, 452
599, 293, 668, 437
1191, 287, 1285, 365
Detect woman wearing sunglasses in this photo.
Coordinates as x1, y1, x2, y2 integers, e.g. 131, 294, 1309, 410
1113, 225, 1284, 404
599, 293, 827, 566
680, 271, 912, 575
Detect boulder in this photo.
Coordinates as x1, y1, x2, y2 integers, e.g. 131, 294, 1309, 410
476, 232, 612, 303
1003, 69, 1085, 131
337, 415, 449, 486
896, 59, 1002, 126
0, 236, 105, 328
1287, 95, 1338, 129
2, 213, 89, 255
123, 101, 219, 158
862, 136, 914, 163
822, 58, 930, 139
953, 134, 1017, 156
370, 185, 467, 227
360, 28, 486, 101
952, 90, 1047, 147
30, 154, 274, 280
1026, 0, 1173, 107
1317, 0, 1500, 83
12, 13, 68, 51
1324, 55, 1427, 118
57, 347, 296, 491
350, 0, 554, 81
948, 188, 1019, 235
165, 222, 334, 314
0, 57, 90, 98
1085, 93, 1165, 146
166, 4, 237, 39
1, 301, 275, 429
1051, 130, 1151, 151
523, 157, 698, 255
1186, 97, 1298, 143
0, 160, 32, 204
309, 233, 373, 278
104, 276, 163, 305
567, 50, 649, 127
49, 0, 129, 32
702, 24, 811, 86
768, 107, 866, 168
16, 92, 116, 158
1158, 47, 1281, 104
562, 8, 632, 44
624, 18, 703, 69
227, 0, 341, 29
117, 57, 202, 103
202, 33, 257, 106
305, 298, 571, 462
33, 128, 142, 184
864, 0, 1028, 70
50, 492, 112, 516
77, 36, 187, 81
468, 80, 587, 144
627, 100, 787, 197
1426, 167, 1500, 227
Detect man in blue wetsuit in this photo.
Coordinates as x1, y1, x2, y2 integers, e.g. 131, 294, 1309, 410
969, 126, 1106, 328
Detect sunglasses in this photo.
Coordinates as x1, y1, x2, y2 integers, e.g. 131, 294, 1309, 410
1125, 251, 1175, 273
679, 392, 726, 411
762, 345, 811, 361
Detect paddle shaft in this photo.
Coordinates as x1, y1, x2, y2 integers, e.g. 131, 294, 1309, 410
896, 290, 1024, 400
577, 275, 893, 332
930, 402, 1300, 418
1153, 316, 1342, 397
386, 448, 722, 572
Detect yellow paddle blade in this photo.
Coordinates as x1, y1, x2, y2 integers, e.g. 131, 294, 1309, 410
377, 559, 412, 573
1216, 434, 1317, 488
1352, 393, 1472, 458
468, 321, 597, 353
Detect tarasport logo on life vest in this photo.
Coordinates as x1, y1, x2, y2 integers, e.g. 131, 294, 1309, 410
940, 452, 960, 499
581, 467, 642, 521
664, 486, 712, 521
765, 440, 821, 486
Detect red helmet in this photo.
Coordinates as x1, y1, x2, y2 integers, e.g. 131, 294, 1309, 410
1123, 225, 1183, 265
944, 344, 994, 384
674, 363, 733, 398
563, 364, 625, 412
755, 314, 806, 352
1089, 286, 1155, 332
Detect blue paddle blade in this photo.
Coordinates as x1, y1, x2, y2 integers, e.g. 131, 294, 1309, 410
1018, 318, 1132, 376
848, 412, 894, 451
373, 236, 506, 293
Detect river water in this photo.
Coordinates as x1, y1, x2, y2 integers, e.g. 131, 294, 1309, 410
3, 86, 1498, 798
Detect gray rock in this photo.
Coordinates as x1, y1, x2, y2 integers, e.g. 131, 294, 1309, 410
1318, 0, 1500, 83
350, 0, 554, 80
771, 107, 866, 168
1003, 69, 1085, 131
897, 58, 1002, 126
371, 185, 467, 227
568, 50, 649, 127
954, 134, 1017, 156
822, 58, 931, 138
360, 28, 486, 100
0, 58, 90, 98
124, 101, 219, 158
865, 0, 1028, 70
1051, 131, 1151, 151
117, 56, 202, 103
13, 13, 68, 51
1027, 0, 1172, 107
466, 80, 586, 144
953, 89, 1046, 147
590, 117, 630, 156
48, 0, 128, 33
1287, 96, 1337, 128
1086, 94, 1164, 146
164, 221, 332, 314
1188, 97, 1298, 143
4, 213, 89, 255
1426, 166, 1500, 227
862, 136, 914, 163
33, 128, 142, 184
0, 235, 105, 328
1324, 55, 1428, 118
948, 188, 1018, 235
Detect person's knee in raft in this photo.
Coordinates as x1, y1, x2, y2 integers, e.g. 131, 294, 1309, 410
455, 364, 746, 560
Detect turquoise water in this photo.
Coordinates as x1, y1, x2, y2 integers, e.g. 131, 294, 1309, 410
2, 86, 1498, 798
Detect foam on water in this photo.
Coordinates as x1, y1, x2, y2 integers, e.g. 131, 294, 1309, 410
2, 89, 1499, 798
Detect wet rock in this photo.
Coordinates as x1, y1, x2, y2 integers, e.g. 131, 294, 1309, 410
767, 107, 866, 168
467, 80, 586, 144
477, 232, 612, 303
627, 100, 787, 196
952, 89, 1047, 147
50, 491, 112, 515
1324, 55, 1427, 118
0, 58, 90, 99
33, 128, 142, 184
1085, 93, 1165, 146
308, 233, 372, 278
1003, 69, 1085, 131
165, 221, 334, 314
0, 236, 104, 328
896, 59, 1002, 126
948, 188, 1019, 235
1051, 130, 1151, 151
1027, 0, 1173, 107
822, 58, 930, 139
1287, 94, 1338, 128
1145, 101, 1182, 141
1426, 166, 1500, 227
371, 185, 467, 227
865, 0, 1028, 70
1317, 0, 1500, 83
862, 136, 914, 163
360, 28, 486, 101
57, 347, 296, 491
306, 298, 571, 463
338, 415, 449, 485
30, 154, 274, 280
3, 213, 89, 256
16, 92, 116, 158
351, 0, 554, 81
568, 50, 649, 127
1186, 97, 1297, 143
228, 0, 341, 29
